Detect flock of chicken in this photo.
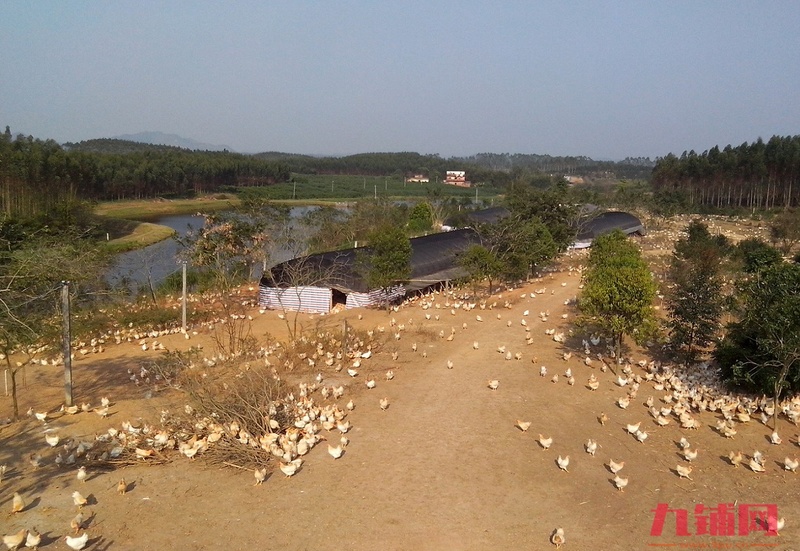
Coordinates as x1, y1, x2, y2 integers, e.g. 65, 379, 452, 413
372, 262, 797, 545
2, 325, 396, 549
3, 240, 799, 548
3, 416, 120, 550
478, 276, 795, 545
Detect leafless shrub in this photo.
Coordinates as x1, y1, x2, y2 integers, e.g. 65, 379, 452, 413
209, 298, 258, 358
183, 362, 291, 469
141, 347, 203, 390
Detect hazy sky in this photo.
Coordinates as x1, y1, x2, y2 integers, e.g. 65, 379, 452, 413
2, 2, 798, 159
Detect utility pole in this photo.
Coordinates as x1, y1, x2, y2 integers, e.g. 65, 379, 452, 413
374, 184, 377, 199
181, 261, 188, 333
62, 281, 73, 406
293, 181, 297, 199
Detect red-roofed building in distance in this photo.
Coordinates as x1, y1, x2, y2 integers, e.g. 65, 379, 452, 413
444, 170, 471, 187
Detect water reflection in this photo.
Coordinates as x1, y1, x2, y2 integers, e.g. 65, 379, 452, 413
106, 206, 323, 292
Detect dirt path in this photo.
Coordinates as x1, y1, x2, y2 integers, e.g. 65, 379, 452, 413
1, 262, 798, 550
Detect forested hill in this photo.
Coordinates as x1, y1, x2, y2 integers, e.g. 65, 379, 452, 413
455, 153, 654, 179
0, 129, 291, 218
63, 138, 190, 154
252, 150, 655, 180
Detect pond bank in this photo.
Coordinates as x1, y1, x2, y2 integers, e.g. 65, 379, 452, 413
95, 196, 350, 251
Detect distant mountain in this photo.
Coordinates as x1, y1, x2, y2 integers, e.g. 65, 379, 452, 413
112, 131, 232, 152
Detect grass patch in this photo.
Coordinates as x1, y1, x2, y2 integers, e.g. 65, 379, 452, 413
100, 221, 176, 253
94, 195, 241, 220
245, 174, 504, 202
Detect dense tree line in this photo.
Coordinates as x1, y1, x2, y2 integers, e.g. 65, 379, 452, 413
572, 218, 799, 400
253, 150, 514, 187
0, 129, 291, 218
456, 153, 654, 180
651, 135, 800, 209
254, 150, 652, 184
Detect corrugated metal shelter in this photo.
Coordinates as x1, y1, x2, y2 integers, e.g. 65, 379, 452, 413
258, 285, 333, 314
573, 211, 645, 248
576, 211, 645, 239
259, 228, 481, 312
462, 206, 511, 225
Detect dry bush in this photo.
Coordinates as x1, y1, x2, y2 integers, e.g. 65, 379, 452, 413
268, 320, 384, 374
182, 362, 291, 468
140, 347, 203, 390
209, 298, 258, 359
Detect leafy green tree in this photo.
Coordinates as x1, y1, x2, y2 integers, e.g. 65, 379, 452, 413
359, 226, 412, 305
491, 218, 558, 280
665, 221, 729, 362
407, 202, 434, 233
769, 209, 800, 255
735, 238, 783, 273
504, 181, 577, 252
579, 230, 658, 362
650, 189, 690, 218
714, 263, 800, 426
613, 180, 651, 210
459, 244, 503, 295
349, 199, 408, 245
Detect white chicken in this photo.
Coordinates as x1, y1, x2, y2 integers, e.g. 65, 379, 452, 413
25, 528, 41, 550
72, 491, 88, 508
625, 422, 641, 434
608, 459, 624, 474
328, 444, 344, 459
279, 459, 302, 477
516, 420, 532, 432
683, 448, 699, 462
3, 530, 26, 551
65, 532, 89, 551
550, 527, 565, 548
254, 467, 267, 485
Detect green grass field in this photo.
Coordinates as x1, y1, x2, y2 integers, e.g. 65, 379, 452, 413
250, 174, 504, 202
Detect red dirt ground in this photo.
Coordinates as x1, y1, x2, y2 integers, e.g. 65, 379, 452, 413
1, 232, 798, 550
